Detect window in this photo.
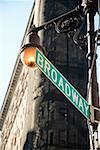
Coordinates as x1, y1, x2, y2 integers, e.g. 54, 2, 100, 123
51, 110, 55, 120
48, 90, 55, 103
41, 107, 45, 118
59, 130, 66, 146
13, 136, 17, 146
49, 132, 54, 145
59, 105, 68, 121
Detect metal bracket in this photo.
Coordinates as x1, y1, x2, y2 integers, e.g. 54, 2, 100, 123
28, 5, 86, 50
90, 105, 100, 124
86, 52, 98, 69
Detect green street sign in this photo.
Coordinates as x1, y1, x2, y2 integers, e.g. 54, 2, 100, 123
35, 49, 90, 119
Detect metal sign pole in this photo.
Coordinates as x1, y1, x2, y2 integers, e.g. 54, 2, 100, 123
82, 0, 98, 149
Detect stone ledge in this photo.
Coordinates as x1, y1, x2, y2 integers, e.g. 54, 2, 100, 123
0, 60, 23, 130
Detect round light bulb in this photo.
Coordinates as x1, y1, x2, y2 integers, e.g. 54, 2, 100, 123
21, 46, 37, 68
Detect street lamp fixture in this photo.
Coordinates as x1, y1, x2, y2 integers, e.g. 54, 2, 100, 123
20, 4, 86, 68
20, 0, 98, 68
20, 31, 44, 68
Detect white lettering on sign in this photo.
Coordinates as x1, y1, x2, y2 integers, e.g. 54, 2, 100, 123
84, 101, 89, 116
36, 49, 90, 119
58, 77, 64, 92
72, 89, 79, 106
65, 83, 71, 97
37, 53, 44, 68
44, 59, 50, 76
78, 98, 84, 113
51, 69, 57, 83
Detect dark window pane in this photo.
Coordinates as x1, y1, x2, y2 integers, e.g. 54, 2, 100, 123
50, 132, 54, 145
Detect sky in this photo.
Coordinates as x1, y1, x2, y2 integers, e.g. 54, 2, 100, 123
0, 0, 34, 108
0, 0, 100, 110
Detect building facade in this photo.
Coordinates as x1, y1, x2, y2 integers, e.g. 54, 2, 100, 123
0, 0, 91, 149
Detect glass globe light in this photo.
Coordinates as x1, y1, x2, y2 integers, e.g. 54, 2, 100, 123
21, 46, 38, 68
20, 31, 44, 68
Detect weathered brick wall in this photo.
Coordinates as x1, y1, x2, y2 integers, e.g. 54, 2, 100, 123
0, 67, 49, 150
1, 66, 29, 150
0, 1, 43, 149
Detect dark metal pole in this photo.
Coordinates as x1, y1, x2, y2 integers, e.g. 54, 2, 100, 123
86, 0, 96, 105
82, 0, 98, 149
83, 0, 97, 106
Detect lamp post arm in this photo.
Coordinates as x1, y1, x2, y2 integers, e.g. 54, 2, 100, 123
28, 5, 84, 34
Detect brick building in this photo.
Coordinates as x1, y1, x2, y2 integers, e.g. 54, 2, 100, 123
0, 0, 90, 149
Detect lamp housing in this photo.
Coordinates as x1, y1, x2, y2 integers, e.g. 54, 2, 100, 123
20, 32, 44, 68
